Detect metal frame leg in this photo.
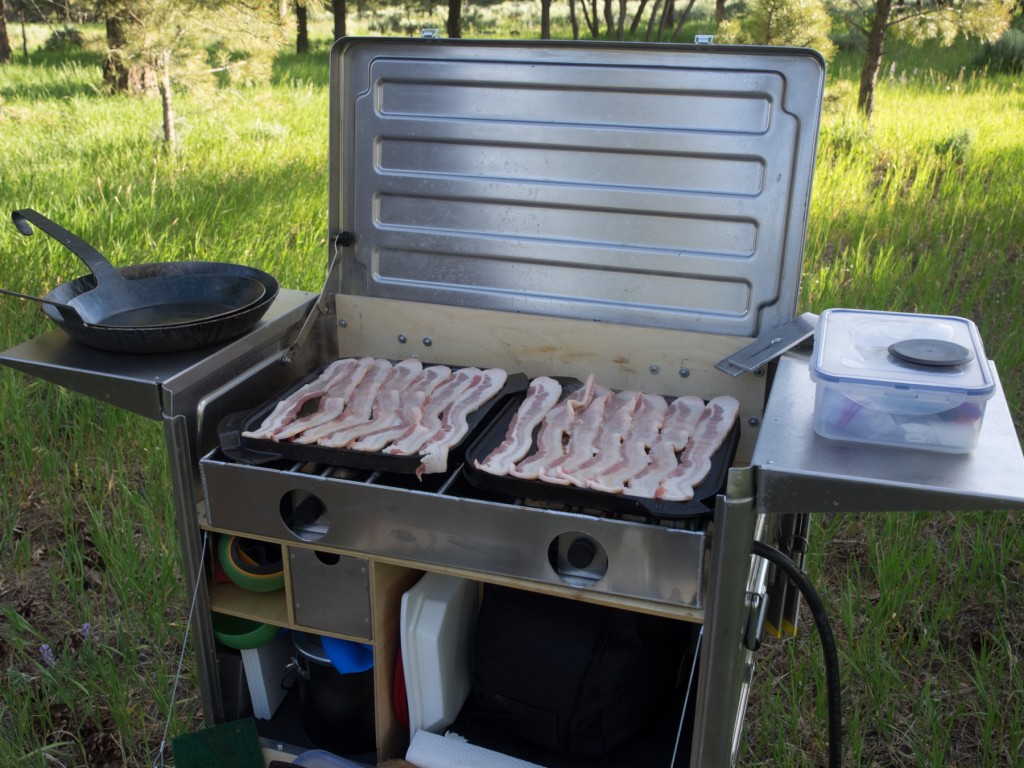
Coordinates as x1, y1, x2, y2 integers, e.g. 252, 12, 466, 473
690, 466, 758, 767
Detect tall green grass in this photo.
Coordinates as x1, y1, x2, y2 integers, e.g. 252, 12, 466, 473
1, 22, 1022, 768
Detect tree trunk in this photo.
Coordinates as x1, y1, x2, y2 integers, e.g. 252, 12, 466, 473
644, 0, 662, 40
715, 0, 727, 24
858, 0, 893, 119
603, 0, 615, 37
569, 0, 580, 39
541, 0, 551, 39
332, 0, 346, 39
447, 0, 461, 38
295, 1, 309, 54
103, 12, 155, 93
20, 9, 28, 59
669, 0, 697, 40
158, 51, 175, 149
0, 0, 12, 64
629, 0, 650, 36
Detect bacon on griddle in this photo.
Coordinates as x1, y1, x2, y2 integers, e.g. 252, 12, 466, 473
533, 388, 614, 485
655, 396, 740, 502
313, 359, 425, 447
624, 395, 704, 498
556, 391, 641, 488
384, 367, 482, 455
278, 357, 389, 443
417, 368, 509, 476
508, 377, 604, 481
474, 376, 562, 477
348, 366, 452, 452
241, 357, 371, 441
586, 394, 668, 494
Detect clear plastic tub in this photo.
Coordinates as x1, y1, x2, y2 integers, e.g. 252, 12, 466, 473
809, 309, 994, 453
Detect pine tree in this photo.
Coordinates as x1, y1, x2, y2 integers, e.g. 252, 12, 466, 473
831, 0, 1014, 117
91, 0, 284, 146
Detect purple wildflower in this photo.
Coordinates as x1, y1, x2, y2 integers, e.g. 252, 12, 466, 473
39, 644, 56, 667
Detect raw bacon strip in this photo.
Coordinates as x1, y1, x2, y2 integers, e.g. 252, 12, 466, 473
292, 358, 395, 444
384, 368, 481, 455
243, 358, 372, 442
417, 368, 509, 476
656, 396, 740, 502
533, 390, 614, 485
241, 358, 362, 440
556, 391, 641, 487
350, 389, 430, 452
349, 366, 453, 452
509, 379, 604, 481
313, 359, 425, 447
625, 395, 705, 498
474, 376, 563, 477
586, 394, 668, 494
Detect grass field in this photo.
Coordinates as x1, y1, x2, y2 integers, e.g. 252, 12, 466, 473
1, 16, 1022, 768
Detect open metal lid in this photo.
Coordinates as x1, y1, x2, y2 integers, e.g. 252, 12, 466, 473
328, 38, 825, 340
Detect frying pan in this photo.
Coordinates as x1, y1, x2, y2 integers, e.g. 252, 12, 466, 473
5, 209, 280, 354
11, 209, 265, 325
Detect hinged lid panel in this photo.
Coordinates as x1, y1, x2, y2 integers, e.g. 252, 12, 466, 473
329, 39, 824, 339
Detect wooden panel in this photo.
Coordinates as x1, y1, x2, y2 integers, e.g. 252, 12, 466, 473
208, 582, 290, 626
370, 562, 425, 762
333, 295, 766, 462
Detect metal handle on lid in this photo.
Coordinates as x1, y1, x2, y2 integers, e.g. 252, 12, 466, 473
282, 231, 354, 364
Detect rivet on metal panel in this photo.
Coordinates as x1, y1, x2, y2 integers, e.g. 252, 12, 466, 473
748, 417, 761, 428
649, 365, 661, 375
338, 318, 348, 328
679, 368, 691, 378
422, 337, 433, 347
398, 335, 407, 344
753, 367, 765, 377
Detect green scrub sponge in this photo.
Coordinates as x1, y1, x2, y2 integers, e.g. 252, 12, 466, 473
171, 717, 265, 768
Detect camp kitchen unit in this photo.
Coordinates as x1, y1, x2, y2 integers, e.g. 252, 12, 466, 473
4, 38, 1024, 767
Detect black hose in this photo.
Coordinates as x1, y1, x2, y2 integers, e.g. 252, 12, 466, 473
752, 540, 842, 768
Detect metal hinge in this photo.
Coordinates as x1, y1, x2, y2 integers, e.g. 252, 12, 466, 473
715, 312, 818, 377
694, 34, 715, 44
421, 28, 442, 38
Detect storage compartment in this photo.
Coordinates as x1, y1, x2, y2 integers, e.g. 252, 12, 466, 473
288, 631, 377, 756
290, 547, 372, 640
448, 585, 700, 768
810, 309, 995, 453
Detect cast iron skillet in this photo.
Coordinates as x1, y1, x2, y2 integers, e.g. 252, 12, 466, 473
4, 209, 279, 354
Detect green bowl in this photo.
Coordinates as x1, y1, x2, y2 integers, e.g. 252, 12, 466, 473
212, 613, 280, 650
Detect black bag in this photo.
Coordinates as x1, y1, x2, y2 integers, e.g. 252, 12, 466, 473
472, 585, 689, 757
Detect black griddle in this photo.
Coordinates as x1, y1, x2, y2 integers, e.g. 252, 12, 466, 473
463, 382, 739, 521
218, 362, 528, 473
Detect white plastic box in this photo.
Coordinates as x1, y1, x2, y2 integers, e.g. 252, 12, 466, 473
400, 572, 479, 738
809, 309, 995, 453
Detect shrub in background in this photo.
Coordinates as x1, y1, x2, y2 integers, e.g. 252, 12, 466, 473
43, 26, 85, 52
973, 27, 1024, 73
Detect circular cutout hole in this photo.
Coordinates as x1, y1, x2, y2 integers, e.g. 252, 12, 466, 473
315, 550, 341, 566
548, 532, 608, 587
280, 490, 329, 541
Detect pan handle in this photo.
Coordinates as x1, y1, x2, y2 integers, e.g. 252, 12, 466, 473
11, 209, 126, 284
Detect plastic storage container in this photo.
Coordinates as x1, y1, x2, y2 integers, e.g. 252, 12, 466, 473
400, 573, 479, 737
809, 309, 995, 453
